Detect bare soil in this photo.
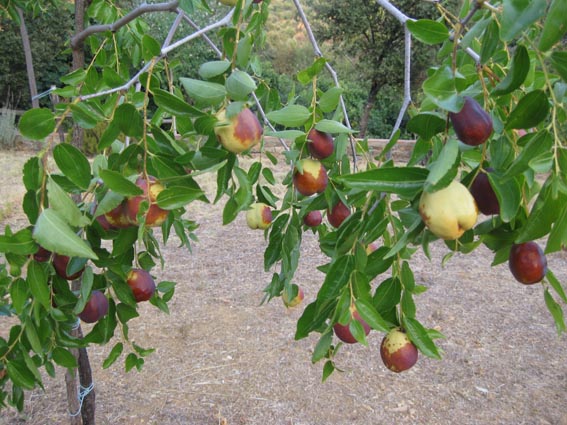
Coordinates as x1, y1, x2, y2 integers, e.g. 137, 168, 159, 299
1, 147, 567, 425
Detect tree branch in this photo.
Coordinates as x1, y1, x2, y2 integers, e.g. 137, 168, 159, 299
71, 1, 180, 50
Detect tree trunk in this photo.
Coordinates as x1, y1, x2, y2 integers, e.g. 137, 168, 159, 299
358, 79, 380, 139
17, 8, 39, 109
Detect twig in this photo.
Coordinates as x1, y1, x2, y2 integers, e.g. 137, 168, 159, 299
291, 0, 357, 170
389, 27, 412, 140
71, 1, 180, 50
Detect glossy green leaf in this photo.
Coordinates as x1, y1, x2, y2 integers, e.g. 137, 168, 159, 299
480, 20, 500, 64
264, 130, 305, 140
152, 88, 203, 116
407, 19, 449, 44
226, 70, 257, 100
0, 228, 35, 255
157, 186, 205, 209
7, 359, 36, 390
538, 0, 567, 51
424, 138, 460, 193
99, 170, 143, 197
354, 299, 390, 332
114, 104, 143, 138
266, 105, 311, 127
322, 360, 335, 382
423, 66, 464, 112
337, 167, 429, 198
18, 108, 55, 140
551, 52, 567, 82
236, 33, 253, 69
70, 103, 101, 129
198, 60, 231, 79
544, 289, 566, 335
492, 45, 530, 96
27, 261, 50, 309
53, 143, 92, 190
506, 90, 550, 130
142, 34, 161, 60
488, 174, 521, 223
501, 131, 553, 180
403, 317, 441, 359
297, 57, 327, 84
24, 319, 43, 355
311, 331, 333, 363
103, 343, 124, 369
33, 209, 98, 259
315, 119, 355, 134
500, 0, 546, 41
546, 207, 567, 254
406, 113, 445, 140
23, 157, 43, 191
318, 87, 343, 113
46, 178, 90, 227
52, 347, 78, 369
180, 78, 226, 106
317, 255, 354, 301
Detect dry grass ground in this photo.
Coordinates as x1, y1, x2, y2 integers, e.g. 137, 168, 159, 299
1, 145, 567, 425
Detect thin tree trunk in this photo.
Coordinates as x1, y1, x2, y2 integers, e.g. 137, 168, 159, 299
17, 8, 39, 109
358, 79, 380, 139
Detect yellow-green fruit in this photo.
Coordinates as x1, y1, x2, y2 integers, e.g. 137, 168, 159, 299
214, 108, 263, 154
246, 203, 272, 230
419, 180, 478, 240
282, 285, 304, 308
218, 0, 237, 5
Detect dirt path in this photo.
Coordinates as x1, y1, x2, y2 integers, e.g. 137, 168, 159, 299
1, 149, 567, 424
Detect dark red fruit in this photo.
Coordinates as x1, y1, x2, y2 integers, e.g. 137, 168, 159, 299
79, 290, 109, 323
333, 310, 371, 344
303, 210, 323, 227
509, 241, 547, 285
380, 329, 419, 373
469, 169, 499, 215
53, 255, 85, 281
449, 96, 493, 146
126, 268, 156, 302
33, 246, 52, 262
307, 129, 334, 160
327, 201, 350, 228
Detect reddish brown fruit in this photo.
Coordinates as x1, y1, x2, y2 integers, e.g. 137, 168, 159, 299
307, 129, 334, 159
509, 242, 547, 285
126, 268, 156, 302
380, 329, 418, 373
333, 310, 371, 344
33, 246, 52, 262
303, 210, 323, 227
449, 96, 493, 146
214, 108, 263, 154
293, 159, 328, 196
79, 290, 109, 323
327, 201, 350, 228
104, 202, 131, 229
53, 255, 85, 281
125, 176, 169, 227
469, 169, 499, 215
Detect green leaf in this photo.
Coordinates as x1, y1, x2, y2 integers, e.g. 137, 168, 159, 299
99, 170, 143, 197
23, 157, 43, 191
266, 105, 311, 127
52, 347, 78, 369
318, 87, 343, 113
547, 269, 567, 304
297, 58, 327, 84
546, 207, 567, 254
7, 359, 36, 390
317, 256, 354, 301
480, 20, 500, 64
423, 66, 464, 112
33, 209, 98, 259
226, 70, 257, 101
27, 261, 50, 309
544, 289, 566, 335
403, 317, 441, 359
264, 130, 305, 140
314, 119, 355, 134
180, 78, 227, 106
488, 174, 521, 223
152, 88, 203, 116
53, 144, 92, 190
501, 131, 553, 180
538, 0, 567, 51
236, 34, 253, 69
70, 103, 101, 129
114, 104, 143, 138
354, 299, 390, 333
46, 178, 90, 227
337, 167, 429, 198
198, 60, 231, 79
18, 108, 55, 140
500, 0, 546, 41
506, 90, 550, 130
311, 331, 333, 363
0, 228, 36, 255
24, 319, 43, 355
157, 186, 205, 209
103, 343, 124, 369
142, 34, 161, 60
424, 138, 460, 192
322, 360, 335, 382
492, 45, 530, 96
551, 52, 567, 82
407, 19, 449, 44
406, 113, 445, 140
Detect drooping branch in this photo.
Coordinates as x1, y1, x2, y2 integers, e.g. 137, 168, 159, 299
70, 1, 180, 50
